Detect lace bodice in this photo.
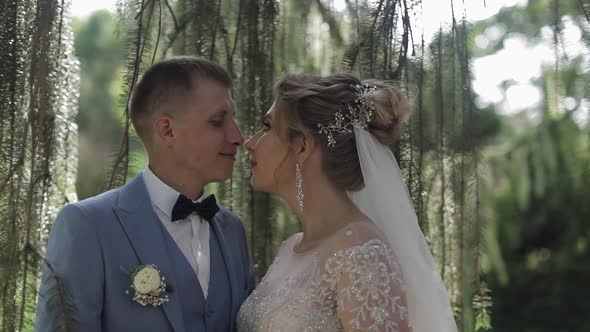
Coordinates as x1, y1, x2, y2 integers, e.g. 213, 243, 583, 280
237, 222, 411, 332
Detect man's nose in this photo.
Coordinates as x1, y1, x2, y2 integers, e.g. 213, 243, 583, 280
228, 120, 245, 145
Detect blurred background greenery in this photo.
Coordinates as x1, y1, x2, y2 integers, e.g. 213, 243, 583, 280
1, 0, 588, 331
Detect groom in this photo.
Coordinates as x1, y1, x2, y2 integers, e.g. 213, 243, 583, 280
35, 56, 256, 331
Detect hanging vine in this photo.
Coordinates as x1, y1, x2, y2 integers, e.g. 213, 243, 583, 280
0, 0, 80, 330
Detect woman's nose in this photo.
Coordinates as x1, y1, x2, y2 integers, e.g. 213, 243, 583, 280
244, 133, 256, 151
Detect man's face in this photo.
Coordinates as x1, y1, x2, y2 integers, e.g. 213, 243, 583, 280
169, 79, 244, 184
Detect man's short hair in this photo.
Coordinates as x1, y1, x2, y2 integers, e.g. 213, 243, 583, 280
129, 56, 232, 144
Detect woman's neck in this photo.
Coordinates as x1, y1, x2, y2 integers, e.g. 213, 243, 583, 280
293, 182, 367, 251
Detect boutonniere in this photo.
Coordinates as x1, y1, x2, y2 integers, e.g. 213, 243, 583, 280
123, 264, 171, 307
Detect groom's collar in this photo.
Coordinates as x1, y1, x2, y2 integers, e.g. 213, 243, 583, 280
116, 167, 206, 215
142, 166, 179, 218
143, 166, 208, 219
115, 173, 152, 212
143, 166, 206, 217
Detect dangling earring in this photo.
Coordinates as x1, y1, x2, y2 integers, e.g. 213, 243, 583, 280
296, 162, 304, 212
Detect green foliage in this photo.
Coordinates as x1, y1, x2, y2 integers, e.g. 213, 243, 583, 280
484, 113, 590, 331
470, 0, 588, 57
471, 1, 590, 330
473, 282, 493, 331
0, 0, 80, 330
72, 10, 126, 199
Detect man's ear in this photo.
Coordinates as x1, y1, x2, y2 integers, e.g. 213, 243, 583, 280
154, 114, 175, 146
293, 132, 316, 165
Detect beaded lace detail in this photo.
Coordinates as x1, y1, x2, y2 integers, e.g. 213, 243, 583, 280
237, 235, 410, 332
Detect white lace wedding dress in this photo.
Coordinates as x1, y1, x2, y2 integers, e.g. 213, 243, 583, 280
237, 221, 412, 332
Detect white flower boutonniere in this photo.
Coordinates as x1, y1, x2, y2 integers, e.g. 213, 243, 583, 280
124, 264, 171, 307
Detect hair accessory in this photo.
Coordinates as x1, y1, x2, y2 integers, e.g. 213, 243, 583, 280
317, 83, 377, 147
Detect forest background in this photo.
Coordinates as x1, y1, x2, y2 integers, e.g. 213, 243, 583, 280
1, 0, 589, 331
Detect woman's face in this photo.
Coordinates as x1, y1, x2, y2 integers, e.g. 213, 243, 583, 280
244, 100, 296, 195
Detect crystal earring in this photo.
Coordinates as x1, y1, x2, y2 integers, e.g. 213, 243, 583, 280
296, 163, 304, 212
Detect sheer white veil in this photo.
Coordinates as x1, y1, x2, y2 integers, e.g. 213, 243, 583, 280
347, 127, 458, 332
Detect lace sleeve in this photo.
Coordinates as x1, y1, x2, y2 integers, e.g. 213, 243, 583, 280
333, 239, 412, 332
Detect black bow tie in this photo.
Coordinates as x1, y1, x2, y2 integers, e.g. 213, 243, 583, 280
171, 194, 220, 222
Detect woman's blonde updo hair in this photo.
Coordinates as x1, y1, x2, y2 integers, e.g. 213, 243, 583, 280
273, 73, 410, 191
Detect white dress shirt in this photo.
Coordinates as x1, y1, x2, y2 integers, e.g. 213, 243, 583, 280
142, 166, 211, 298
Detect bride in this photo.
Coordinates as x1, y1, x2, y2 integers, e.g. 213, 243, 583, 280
237, 73, 457, 332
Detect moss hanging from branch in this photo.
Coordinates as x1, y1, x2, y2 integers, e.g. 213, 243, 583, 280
0, 0, 79, 330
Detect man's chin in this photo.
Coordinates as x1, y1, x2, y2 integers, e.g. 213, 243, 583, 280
211, 174, 232, 183
209, 169, 234, 183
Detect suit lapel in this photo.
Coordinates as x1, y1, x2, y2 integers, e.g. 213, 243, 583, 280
209, 213, 239, 319
113, 175, 185, 332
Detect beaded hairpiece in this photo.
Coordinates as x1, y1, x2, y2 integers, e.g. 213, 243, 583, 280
317, 83, 377, 147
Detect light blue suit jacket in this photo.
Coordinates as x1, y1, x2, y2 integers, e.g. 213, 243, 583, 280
35, 174, 256, 332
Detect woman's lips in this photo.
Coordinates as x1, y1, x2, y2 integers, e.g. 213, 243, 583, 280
250, 160, 257, 168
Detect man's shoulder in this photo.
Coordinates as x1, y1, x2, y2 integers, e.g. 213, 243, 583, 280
215, 206, 246, 231
216, 206, 241, 223
60, 179, 142, 222
73, 173, 146, 213
51, 183, 140, 239
48, 188, 122, 247
72, 187, 120, 213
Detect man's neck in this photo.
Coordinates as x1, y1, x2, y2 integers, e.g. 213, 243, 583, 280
148, 162, 204, 200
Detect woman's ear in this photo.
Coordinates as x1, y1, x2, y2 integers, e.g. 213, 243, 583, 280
293, 132, 316, 164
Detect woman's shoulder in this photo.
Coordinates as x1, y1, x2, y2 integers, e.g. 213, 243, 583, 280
284, 231, 304, 245
276, 222, 392, 262
317, 222, 403, 291
323, 221, 398, 268
330, 220, 388, 250
276, 232, 304, 254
